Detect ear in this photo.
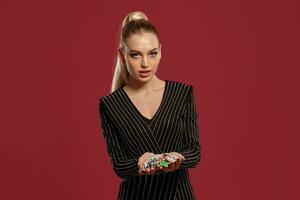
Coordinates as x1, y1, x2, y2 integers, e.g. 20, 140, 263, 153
159, 43, 162, 59
118, 48, 125, 62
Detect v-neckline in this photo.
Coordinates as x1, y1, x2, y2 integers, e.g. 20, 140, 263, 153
121, 80, 169, 125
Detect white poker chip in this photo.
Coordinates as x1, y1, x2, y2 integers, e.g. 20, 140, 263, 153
165, 155, 177, 163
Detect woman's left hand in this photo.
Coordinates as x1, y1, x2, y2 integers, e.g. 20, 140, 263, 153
159, 152, 185, 172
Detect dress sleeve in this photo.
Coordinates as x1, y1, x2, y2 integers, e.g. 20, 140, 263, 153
178, 85, 201, 169
98, 97, 140, 179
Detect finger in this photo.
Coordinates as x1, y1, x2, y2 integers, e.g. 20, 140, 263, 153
139, 164, 144, 170
176, 159, 181, 169
171, 162, 176, 171
176, 157, 182, 169
156, 165, 162, 171
168, 163, 173, 172
150, 166, 156, 174
160, 165, 168, 172
181, 155, 186, 161
139, 168, 145, 175
144, 169, 150, 175
173, 159, 179, 170
164, 167, 169, 172
158, 165, 164, 171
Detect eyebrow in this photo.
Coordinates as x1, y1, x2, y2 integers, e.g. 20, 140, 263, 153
129, 48, 158, 53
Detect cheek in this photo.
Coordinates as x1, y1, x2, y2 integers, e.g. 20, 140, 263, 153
152, 66, 158, 73
125, 56, 135, 65
151, 61, 160, 71
152, 56, 161, 68
126, 60, 140, 73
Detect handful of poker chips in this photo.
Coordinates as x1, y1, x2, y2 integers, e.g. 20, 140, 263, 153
143, 153, 178, 170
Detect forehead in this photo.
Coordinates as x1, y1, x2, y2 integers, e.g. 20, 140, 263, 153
125, 32, 159, 52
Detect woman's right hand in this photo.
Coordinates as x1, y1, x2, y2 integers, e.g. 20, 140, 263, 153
138, 152, 157, 175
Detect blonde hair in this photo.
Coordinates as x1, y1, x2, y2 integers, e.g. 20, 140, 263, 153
110, 11, 160, 93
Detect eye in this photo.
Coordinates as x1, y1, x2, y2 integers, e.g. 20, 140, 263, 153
130, 53, 139, 58
150, 52, 158, 57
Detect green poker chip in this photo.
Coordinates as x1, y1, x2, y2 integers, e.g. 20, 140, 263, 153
159, 160, 170, 167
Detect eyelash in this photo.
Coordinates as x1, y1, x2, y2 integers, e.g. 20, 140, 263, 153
130, 52, 158, 58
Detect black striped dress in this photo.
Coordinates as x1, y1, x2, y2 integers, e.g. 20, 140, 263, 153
98, 80, 201, 200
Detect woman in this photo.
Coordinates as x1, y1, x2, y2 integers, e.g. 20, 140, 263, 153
98, 11, 201, 200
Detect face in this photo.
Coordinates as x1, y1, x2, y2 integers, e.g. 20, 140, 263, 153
119, 31, 162, 83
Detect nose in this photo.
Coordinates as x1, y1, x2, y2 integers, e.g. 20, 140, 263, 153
141, 57, 149, 68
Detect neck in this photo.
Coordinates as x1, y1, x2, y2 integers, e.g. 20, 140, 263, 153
126, 76, 161, 92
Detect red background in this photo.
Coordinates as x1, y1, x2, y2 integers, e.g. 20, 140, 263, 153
1, 0, 299, 199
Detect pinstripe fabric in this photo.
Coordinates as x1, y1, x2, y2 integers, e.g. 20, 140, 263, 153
98, 80, 201, 200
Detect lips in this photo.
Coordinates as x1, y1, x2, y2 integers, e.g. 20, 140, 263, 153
139, 70, 151, 73
139, 70, 151, 78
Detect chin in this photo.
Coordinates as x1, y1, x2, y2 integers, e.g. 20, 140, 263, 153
135, 76, 152, 82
